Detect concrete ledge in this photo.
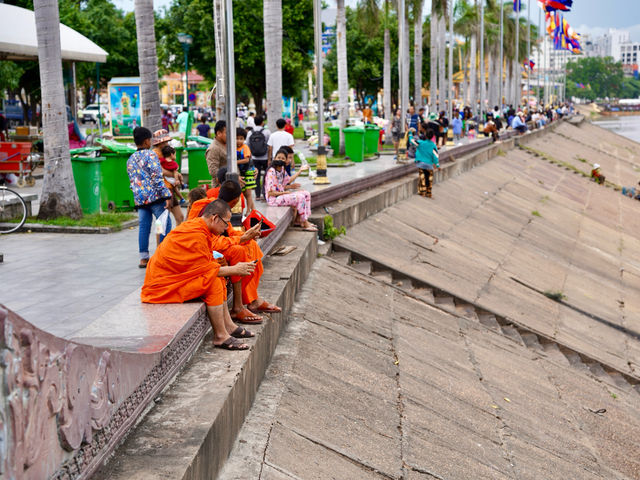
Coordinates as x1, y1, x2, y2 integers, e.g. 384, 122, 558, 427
93, 230, 318, 479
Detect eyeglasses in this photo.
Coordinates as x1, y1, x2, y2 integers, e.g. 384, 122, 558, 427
216, 215, 230, 228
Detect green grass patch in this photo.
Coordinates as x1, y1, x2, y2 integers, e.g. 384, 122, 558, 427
531, 210, 542, 217
293, 127, 305, 139
576, 156, 587, 163
543, 290, 566, 302
12, 212, 136, 229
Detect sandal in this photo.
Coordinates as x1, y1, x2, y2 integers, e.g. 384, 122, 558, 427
231, 326, 255, 338
214, 337, 250, 350
249, 301, 282, 314
231, 308, 264, 324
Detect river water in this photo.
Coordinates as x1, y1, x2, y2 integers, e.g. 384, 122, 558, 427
593, 115, 640, 144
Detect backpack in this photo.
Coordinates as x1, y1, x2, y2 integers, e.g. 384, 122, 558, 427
248, 128, 268, 157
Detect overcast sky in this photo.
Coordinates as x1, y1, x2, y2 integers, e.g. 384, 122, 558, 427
112, 0, 640, 41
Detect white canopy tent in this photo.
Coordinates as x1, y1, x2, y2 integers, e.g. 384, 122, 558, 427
0, 3, 108, 63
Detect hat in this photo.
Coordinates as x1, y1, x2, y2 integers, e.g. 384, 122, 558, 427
152, 129, 171, 146
593, 163, 600, 169
428, 113, 438, 121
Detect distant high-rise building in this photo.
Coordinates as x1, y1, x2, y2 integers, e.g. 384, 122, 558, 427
601, 28, 631, 61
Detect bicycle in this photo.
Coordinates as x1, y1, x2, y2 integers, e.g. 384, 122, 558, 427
0, 179, 27, 234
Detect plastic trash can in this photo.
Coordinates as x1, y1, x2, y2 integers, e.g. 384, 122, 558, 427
186, 146, 211, 190
364, 125, 380, 155
343, 126, 365, 163
70, 156, 103, 214
100, 152, 136, 211
328, 126, 340, 153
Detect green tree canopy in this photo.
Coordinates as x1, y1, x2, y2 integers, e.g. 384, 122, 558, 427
158, 0, 314, 112
566, 56, 624, 101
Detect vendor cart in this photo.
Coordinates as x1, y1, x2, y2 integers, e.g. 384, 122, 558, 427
0, 142, 36, 187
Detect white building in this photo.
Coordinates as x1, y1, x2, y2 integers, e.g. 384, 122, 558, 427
620, 42, 640, 66
600, 28, 630, 61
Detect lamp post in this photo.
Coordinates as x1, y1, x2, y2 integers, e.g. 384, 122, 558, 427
177, 32, 193, 111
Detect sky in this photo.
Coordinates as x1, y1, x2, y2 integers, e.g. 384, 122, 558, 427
112, 0, 640, 42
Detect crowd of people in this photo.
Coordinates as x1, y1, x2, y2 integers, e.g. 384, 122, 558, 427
126, 116, 316, 351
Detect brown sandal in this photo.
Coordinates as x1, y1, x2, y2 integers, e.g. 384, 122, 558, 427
214, 337, 250, 350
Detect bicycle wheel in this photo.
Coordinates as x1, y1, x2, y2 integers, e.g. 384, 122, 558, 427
0, 187, 27, 234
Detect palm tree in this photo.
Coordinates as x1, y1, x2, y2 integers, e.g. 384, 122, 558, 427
383, 0, 392, 142
134, 0, 162, 132
412, 0, 425, 107
264, 0, 282, 132
34, 0, 82, 220
429, 2, 437, 112
337, 0, 349, 155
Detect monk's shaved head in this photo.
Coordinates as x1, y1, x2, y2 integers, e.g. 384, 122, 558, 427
219, 180, 242, 203
201, 199, 231, 218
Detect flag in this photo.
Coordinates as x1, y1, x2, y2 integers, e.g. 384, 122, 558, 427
539, 0, 572, 12
514, 0, 521, 12
529, 60, 536, 69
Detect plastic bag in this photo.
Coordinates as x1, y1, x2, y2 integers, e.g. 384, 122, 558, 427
155, 209, 170, 235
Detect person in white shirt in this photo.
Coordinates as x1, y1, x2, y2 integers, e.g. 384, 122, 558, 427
267, 118, 295, 163
246, 112, 256, 129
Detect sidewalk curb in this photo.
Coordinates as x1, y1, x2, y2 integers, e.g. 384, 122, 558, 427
4, 218, 139, 234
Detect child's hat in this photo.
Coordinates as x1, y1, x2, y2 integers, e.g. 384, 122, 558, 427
152, 129, 171, 146
593, 163, 600, 169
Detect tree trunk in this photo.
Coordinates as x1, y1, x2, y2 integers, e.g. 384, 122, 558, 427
413, 0, 424, 108
429, 3, 437, 112
264, 0, 282, 132
438, 12, 446, 112
505, 58, 512, 107
34, 0, 82, 219
403, 6, 410, 113
487, 51, 495, 110
462, 50, 469, 105
337, 0, 349, 155
383, 18, 392, 143
469, 31, 477, 115
134, 0, 162, 132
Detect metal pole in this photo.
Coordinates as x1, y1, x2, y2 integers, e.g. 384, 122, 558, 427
223, 0, 238, 178
499, 0, 504, 109
96, 62, 102, 135
479, 0, 484, 120
313, 0, 329, 184
183, 47, 189, 111
71, 61, 77, 122
448, 0, 454, 121
526, 0, 530, 110
515, 0, 520, 107
398, 0, 406, 131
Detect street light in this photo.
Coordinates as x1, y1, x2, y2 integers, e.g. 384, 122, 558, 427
177, 32, 193, 111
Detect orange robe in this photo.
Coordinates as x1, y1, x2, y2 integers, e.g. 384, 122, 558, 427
188, 192, 263, 305
141, 217, 226, 306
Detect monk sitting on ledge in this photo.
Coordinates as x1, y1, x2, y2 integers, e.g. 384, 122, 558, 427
141, 199, 256, 351
187, 177, 281, 324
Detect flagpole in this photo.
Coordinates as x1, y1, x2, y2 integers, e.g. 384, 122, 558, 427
479, 0, 484, 119
526, 0, 531, 110
515, 0, 520, 108
448, 0, 454, 121
537, 5, 541, 107
499, 0, 504, 109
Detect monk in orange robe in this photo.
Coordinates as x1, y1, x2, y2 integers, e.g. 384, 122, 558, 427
186, 181, 281, 323
141, 199, 256, 350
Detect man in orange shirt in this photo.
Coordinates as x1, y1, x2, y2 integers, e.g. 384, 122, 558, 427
187, 181, 281, 323
141, 199, 256, 350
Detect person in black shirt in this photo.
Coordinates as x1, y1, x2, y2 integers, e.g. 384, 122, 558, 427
196, 117, 211, 138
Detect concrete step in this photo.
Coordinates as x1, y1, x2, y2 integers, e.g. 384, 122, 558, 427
330, 250, 351, 266
500, 325, 525, 346
587, 362, 611, 380
411, 287, 435, 303
434, 295, 457, 311
392, 277, 412, 289
371, 270, 394, 284
561, 351, 591, 373
541, 342, 571, 367
351, 260, 372, 275
607, 372, 633, 391
455, 303, 480, 322
519, 332, 543, 351
477, 313, 501, 331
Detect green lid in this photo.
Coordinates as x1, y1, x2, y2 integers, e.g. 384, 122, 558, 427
95, 138, 136, 154
188, 135, 213, 145
69, 146, 102, 155
343, 126, 365, 132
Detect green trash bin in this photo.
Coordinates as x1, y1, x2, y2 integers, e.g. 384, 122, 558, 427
343, 126, 365, 163
364, 125, 380, 156
71, 156, 103, 215
328, 126, 340, 153
186, 146, 212, 190
175, 146, 185, 170
100, 152, 136, 211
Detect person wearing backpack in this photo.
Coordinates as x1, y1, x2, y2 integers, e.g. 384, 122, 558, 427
246, 115, 271, 199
